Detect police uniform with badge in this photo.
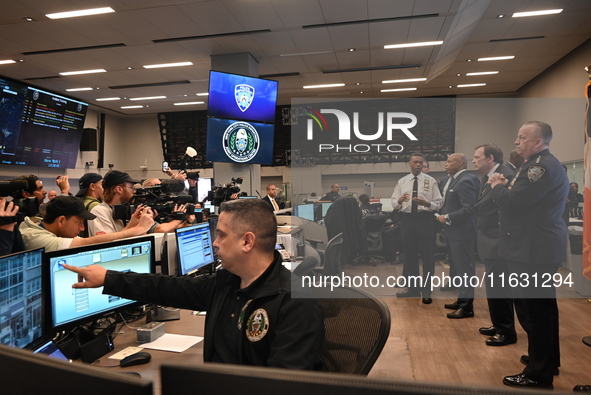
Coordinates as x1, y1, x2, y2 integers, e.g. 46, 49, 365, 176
491, 146, 569, 388
102, 250, 323, 369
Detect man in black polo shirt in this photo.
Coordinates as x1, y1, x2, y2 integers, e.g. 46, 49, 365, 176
63, 199, 323, 369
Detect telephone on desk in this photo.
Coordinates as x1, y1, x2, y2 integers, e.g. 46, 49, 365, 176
275, 243, 291, 261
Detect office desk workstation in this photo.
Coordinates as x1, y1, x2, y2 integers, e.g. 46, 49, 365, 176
100, 309, 206, 391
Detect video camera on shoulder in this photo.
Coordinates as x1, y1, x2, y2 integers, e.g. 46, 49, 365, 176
206, 177, 247, 206
0, 180, 39, 220
113, 179, 201, 223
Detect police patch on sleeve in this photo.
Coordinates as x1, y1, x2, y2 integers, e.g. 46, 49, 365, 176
246, 308, 269, 342
527, 166, 545, 183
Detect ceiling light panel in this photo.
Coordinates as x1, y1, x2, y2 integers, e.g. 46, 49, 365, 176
46, 7, 115, 19
512, 9, 562, 18
384, 41, 443, 49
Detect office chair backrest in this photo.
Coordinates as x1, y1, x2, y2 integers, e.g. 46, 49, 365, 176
314, 287, 391, 375
293, 256, 319, 277
323, 232, 343, 275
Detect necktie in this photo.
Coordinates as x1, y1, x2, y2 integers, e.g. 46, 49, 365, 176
411, 176, 418, 213
271, 198, 279, 211
481, 175, 489, 194
442, 177, 451, 200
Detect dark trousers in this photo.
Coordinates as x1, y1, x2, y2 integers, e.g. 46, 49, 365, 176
400, 212, 435, 297
510, 261, 560, 385
484, 258, 515, 336
446, 237, 475, 311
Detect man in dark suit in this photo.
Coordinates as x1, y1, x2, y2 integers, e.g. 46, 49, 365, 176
490, 121, 569, 389
437, 153, 480, 319
472, 144, 516, 346
261, 184, 281, 211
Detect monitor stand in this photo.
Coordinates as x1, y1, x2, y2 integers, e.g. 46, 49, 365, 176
148, 305, 180, 322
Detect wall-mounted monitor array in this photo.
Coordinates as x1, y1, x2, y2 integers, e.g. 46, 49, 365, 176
43, 237, 155, 333
206, 70, 277, 165
0, 76, 89, 169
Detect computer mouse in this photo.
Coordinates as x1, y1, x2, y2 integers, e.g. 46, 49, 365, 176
120, 351, 152, 367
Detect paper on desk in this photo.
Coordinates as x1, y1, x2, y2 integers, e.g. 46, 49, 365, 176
139, 333, 203, 353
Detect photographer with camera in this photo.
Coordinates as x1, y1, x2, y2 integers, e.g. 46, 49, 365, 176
88, 170, 153, 236
20, 195, 154, 253
207, 177, 244, 206
141, 178, 197, 232
0, 196, 25, 256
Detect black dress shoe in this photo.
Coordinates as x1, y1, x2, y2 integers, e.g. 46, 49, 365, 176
486, 333, 517, 346
447, 308, 474, 319
520, 355, 559, 375
479, 326, 496, 336
421, 297, 432, 304
396, 289, 420, 298
444, 301, 460, 310
503, 373, 553, 389
574, 385, 591, 392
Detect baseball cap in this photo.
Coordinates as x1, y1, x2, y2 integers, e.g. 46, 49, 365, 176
45, 195, 96, 220
75, 173, 103, 197
102, 170, 140, 189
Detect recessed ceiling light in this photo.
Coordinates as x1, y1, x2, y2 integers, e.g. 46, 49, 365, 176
59, 69, 106, 76
96, 97, 121, 101
121, 105, 143, 109
466, 71, 499, 76
381, 87, 417, 92
143, 62, 193, 69
196, 92, 209, 96
23, 17, 35, 22
457, 83, 486, 88
355, 82, 360, 85
127, 67, 133, 70
129, 96, 167, 101
0, 60, 16, 65
466, 59, 472, 62
46, 7, 115, 19
477, 56, 514, 61
174, 101, 205, 106
382, 78, 426, 84
497, 14, 506, 18
384, 41, 443, 49
348, 48, 356, 52
512, 9, 562, 18
66, 87, 93, 92
303, 83, 345, 89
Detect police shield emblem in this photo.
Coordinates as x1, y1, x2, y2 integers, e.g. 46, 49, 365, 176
235, 84, 255, 112
528, 166, 545, 183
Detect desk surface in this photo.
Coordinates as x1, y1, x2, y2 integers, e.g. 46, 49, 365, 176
94, 310, 205, 395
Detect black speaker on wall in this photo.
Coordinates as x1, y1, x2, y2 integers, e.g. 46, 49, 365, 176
80, 128, 98, 151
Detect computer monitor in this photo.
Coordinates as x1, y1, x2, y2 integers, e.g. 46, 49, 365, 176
175, 223, 215, 276
294, 204, 314, 222
161, 362, 537, 395
43, 237, 155, 333
0, 345, 152, 395
208, 217, 219, 241
0, 248, 44, 349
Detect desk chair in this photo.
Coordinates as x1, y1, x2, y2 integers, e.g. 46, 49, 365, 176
360, 214, 388, 266
322, 232, 344, 275
314, 287, 391, 375
293, 256, 320, 277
